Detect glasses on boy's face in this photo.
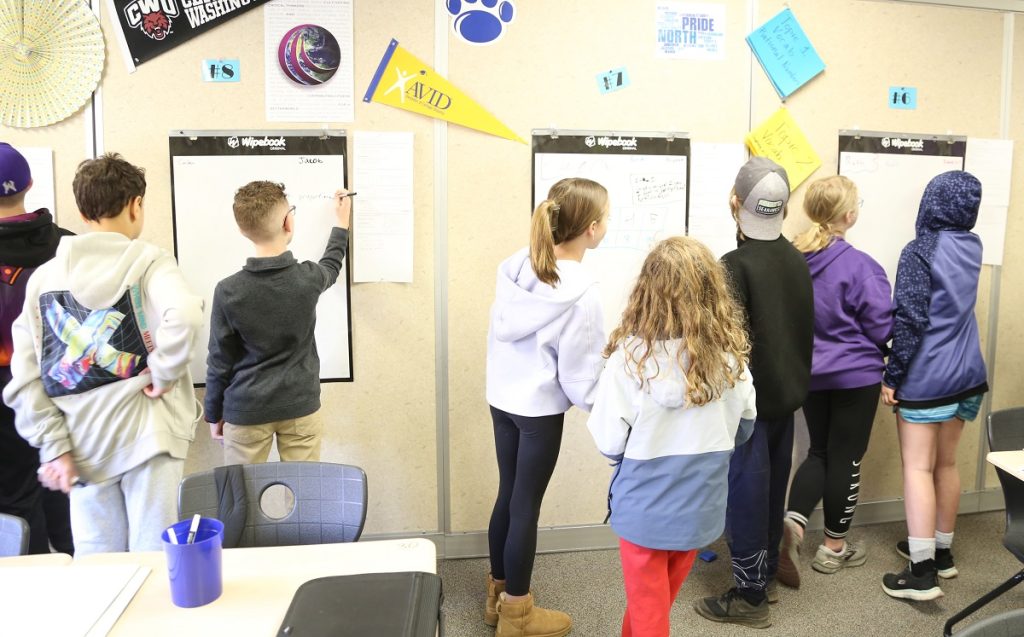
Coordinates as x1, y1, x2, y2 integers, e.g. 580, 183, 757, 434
287, 205, 297, 216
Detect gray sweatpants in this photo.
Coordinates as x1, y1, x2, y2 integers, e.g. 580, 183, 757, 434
70, 453, 183, 555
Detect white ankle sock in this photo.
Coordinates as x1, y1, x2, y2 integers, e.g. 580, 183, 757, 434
935, 530, 954, 550
908, 536, 935, 563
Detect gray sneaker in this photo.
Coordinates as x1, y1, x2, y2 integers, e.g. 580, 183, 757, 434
776, 517, 802, 588
812, 541, 868, 574
766, 580, 780, 604
694, 588, 771, 629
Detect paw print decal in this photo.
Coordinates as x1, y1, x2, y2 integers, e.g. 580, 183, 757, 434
446, 0, 515, 45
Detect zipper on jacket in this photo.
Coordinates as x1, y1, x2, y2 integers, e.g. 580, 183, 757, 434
604, 419, 633, 524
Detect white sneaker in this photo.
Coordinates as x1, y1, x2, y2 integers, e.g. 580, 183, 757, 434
812, 541, 868, 574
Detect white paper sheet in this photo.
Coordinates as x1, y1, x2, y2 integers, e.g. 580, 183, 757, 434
265, 0, 354, 122
16, 146, 56, 218
687, 142, 746, 258
975, 204, 1008, 266
965, 138, 1013, 265
353, 131, 415, 283
966, 137, 1014, 208
3, 564, 149, 636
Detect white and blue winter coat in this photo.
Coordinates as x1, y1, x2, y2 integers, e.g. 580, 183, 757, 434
587, 339, 756, 551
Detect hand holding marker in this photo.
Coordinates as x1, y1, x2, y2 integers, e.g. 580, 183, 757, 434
335, 188, 355, 229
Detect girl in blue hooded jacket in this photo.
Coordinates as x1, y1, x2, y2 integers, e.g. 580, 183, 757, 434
880, 171, 988, 602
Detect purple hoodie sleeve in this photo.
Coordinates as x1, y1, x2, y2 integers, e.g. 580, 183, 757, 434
884, 246, 930, 389
852, 262, 894, 350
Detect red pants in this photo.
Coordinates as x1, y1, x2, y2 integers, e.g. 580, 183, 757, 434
619, 537, 696, 637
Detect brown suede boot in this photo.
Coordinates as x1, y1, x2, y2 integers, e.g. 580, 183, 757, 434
496, 592, 571, 637
485, 574, 506, 626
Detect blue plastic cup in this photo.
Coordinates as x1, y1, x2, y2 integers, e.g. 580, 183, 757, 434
162, 517, 224, 608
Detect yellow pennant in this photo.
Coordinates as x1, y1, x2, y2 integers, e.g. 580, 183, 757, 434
364, 39, 524, 144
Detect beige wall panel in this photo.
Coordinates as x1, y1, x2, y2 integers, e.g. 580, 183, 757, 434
97, 2, 438, 533
446, 0, 756, 532
988, 15, 1024, 488
0, 110, 92, 234
5, 0, 1017, 537
753, 1, 1002, 502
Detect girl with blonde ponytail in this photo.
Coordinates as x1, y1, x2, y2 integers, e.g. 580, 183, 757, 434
484, 177, 609, 636
776, 175, 894, 589
792, 175, 861, 253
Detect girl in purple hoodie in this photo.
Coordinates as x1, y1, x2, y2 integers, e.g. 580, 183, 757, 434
776, 176, 893, 589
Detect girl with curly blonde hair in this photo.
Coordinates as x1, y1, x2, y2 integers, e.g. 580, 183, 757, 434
588, 236, 757, 637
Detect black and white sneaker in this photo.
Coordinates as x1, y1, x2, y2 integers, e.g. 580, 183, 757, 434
895, 541, 958, 578
882, 559, 944, 601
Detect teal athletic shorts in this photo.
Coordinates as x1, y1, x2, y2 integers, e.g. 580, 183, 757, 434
899, 394, 984, 424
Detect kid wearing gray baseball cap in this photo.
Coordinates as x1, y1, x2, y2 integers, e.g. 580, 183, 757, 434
732, 156, 790, 241
695, 157, 813, 629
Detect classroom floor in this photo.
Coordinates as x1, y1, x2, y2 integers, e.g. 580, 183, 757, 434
439, 511, 1021, 636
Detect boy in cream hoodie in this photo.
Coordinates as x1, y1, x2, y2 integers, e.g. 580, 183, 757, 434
3, 153, 204, 555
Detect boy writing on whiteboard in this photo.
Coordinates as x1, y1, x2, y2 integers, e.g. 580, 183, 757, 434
0, 143, 75, 555
4, 153, 205, 554
694, 157, 814, 628
204, 181, 350, 464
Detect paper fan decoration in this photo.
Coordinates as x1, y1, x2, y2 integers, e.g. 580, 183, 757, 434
0, 0, 105, 128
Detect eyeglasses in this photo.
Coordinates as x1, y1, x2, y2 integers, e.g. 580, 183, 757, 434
858, 198, 864, 208
287, 205, 296, 216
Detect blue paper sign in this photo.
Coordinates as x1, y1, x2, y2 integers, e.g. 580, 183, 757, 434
746, 8, 825, 100
889, 86, 917, 109
202, 59, 240, 83
596, 67, 630, 94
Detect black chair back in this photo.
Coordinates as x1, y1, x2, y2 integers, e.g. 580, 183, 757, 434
988, 409, 1024, 564
987, 407, 1024, 452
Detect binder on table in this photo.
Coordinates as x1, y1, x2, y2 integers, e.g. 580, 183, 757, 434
277, 571, 443, 637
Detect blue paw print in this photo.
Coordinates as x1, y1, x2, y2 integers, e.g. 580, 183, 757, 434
447, 0, 515, 45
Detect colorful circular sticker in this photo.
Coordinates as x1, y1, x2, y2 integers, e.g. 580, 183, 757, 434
277, 24, 341, 85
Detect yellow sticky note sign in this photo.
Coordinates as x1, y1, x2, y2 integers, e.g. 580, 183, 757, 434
745, 108, 821, 189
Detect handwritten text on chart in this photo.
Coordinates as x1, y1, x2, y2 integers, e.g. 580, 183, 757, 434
756, 14, 810, 84
630, 174, 686, 205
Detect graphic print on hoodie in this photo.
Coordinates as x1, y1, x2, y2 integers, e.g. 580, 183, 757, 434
39, 288, 150, 397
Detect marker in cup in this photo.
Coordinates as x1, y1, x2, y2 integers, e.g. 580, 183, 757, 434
186, 514, 201, 544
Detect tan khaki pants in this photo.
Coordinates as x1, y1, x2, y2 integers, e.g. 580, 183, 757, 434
222, 412, 323, 464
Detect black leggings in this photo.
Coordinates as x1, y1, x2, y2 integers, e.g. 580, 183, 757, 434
487, 405, 564, 596
786, 384, 880, 539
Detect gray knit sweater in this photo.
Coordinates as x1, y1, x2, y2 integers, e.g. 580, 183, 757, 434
204, 227, 348, 425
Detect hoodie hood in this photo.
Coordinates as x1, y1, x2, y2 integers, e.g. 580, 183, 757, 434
805, 237, 854, 278
54, 232, 162, 309
491, 247, 596, 342
0, 210, 67, 267
626, 338, 688, 409
916, 171, 982, 235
